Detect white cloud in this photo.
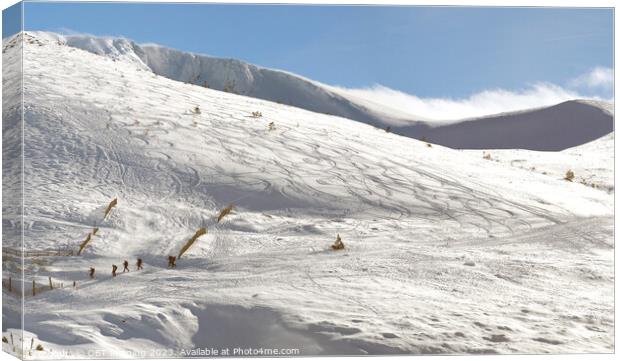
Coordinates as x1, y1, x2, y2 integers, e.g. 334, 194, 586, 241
331, 83, 584, 123
569, 66, 613, 91
329, 68, 612, 123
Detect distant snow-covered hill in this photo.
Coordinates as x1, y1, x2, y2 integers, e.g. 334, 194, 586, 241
27, 31, 613, 151
402, 100, 614, 151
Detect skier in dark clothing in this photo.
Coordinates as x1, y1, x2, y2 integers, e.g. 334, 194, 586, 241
168, 256, 177, 269
89, 267, 95, 279
112, 264, 118, 277
136, 258, 143, 270
123, 260, 130, 272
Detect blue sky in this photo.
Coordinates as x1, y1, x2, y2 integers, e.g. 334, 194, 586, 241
9, 2, 615, 101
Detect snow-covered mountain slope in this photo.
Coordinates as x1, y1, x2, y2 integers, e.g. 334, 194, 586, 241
1, 33, 22, 238
26, 31, 613, 151
466, 132, 614, 193
1, 32, 614, 357
29, 31, 401, 130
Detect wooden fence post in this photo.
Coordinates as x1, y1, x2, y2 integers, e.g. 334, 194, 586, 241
32, 280, 35, 297
48, 276, 53, 290
8, 277, 11, 292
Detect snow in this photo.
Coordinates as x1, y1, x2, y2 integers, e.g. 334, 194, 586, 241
466, 133, 614, 193
27, 31, 399, 132
1, 32, 614, 357
26, 31, 613, 152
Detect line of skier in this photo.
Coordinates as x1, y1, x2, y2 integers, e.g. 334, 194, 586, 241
89, 233, 342, 279
89, 258, 143, 279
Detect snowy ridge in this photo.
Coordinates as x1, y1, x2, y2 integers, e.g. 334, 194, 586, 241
23, 31, 613, 151
575, 99, 614, 116
29, 31, 151, 70
1, 32, 614, 357
28, 31, 397, 130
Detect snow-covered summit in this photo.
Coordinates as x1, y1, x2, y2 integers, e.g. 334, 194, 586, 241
28, 31, 150, 70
